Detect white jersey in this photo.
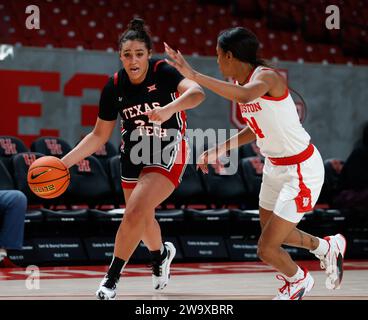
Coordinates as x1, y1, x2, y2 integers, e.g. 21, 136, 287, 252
238, 66, 311, 158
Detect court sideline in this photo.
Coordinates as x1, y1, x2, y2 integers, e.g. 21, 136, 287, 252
0, 260, 367, 300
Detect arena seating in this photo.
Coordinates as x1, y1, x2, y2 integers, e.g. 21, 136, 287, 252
238, 141, 262, 159
0, 0, 366, 64
319, 158, 345, 206
3, 136, 350, 214
239, 156, 264, 208
166, 163, 208, 208
91, 141, 119, 176
30, 136, 72, 158
39, 155, 113, 233
0, 135, 29, 178
1, 1, 366, 266
0, 160, 15, 190
2, 135, 362, 265
202, 162, 248, 208
66, 155, 113, 207
107, 154, 124, 207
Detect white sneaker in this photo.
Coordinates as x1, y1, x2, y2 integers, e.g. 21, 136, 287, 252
95, 276, 118, 300
316, 233, 347, 290
273, 267, 314, 300
151, 241, 176, 290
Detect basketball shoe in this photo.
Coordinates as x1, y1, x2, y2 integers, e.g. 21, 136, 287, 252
151, 241, 176, 290
315, 233, 347, 290
95, 276, 118, 300
273, 267, 314, 300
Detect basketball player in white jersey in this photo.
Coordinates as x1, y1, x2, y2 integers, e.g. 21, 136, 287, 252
164, 27, 346, 300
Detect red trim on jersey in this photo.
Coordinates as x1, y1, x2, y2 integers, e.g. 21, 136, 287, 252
295, 163, 313, 213
142, 139, 188, 188
261, 88, 289, 101
113, 72, 118, 86
121, 180, 137, 189
172, 90, 186, 137
268, 144, 314, 166
154, 60, 165, 73
257, 67, 289, 101
179, 110, 187, 136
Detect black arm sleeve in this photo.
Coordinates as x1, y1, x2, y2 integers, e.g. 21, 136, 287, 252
98, 77, 119, 121
156, 62, 185, 92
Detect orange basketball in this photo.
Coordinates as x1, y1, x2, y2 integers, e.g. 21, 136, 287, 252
27, 156, 70, 199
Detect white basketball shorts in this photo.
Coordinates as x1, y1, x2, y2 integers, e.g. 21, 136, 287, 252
259, 144, 325, 223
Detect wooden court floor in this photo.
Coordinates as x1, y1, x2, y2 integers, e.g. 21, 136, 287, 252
0, 260, 367, 300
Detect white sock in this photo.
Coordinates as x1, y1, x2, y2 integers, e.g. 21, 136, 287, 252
286, 266, 305, 283
310, 237, 329, 256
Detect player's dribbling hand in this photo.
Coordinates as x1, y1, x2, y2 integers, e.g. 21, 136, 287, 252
164, 42, 196, 80
144, 107, 174, 124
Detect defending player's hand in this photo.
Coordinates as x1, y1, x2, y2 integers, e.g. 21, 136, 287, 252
197, 150, 209, 174
197, 147, 220, 174
197, 144, 228, 173
164, 42, 196, 80
144, 107, 174, 124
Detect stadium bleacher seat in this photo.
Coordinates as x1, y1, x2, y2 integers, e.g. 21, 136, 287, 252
167, 163, 208, 208
107, 155, 124, 207
0, 136, 29, 178
185, 208, 230, 222
239, 156, 264, 208
182, 160, 246, 232
238, 141, 262, 159
319, 158, 345, 206
1, 0, 365, 65
92, 141, 118, 176
41, 207, 89, 223
41, 155, 112, 223
31, 136, 72, 158
155, 209, 185, 223
202, 162, 247, 208
88, 208, 125, 224
66, 155, 113, 207
0, 160, 15, 190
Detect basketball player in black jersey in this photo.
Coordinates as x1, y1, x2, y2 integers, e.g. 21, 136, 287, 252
61, 18, 205, 300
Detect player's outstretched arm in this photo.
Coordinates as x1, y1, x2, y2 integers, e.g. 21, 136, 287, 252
144, 79, 205, 123
61, 118, 116, 168
197, 126, 256, 174
164, 42, 273, 104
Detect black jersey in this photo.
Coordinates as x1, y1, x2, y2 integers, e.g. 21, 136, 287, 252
98, 58, 186, 154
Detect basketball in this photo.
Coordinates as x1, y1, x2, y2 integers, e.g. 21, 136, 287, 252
27, 156, 70, 199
